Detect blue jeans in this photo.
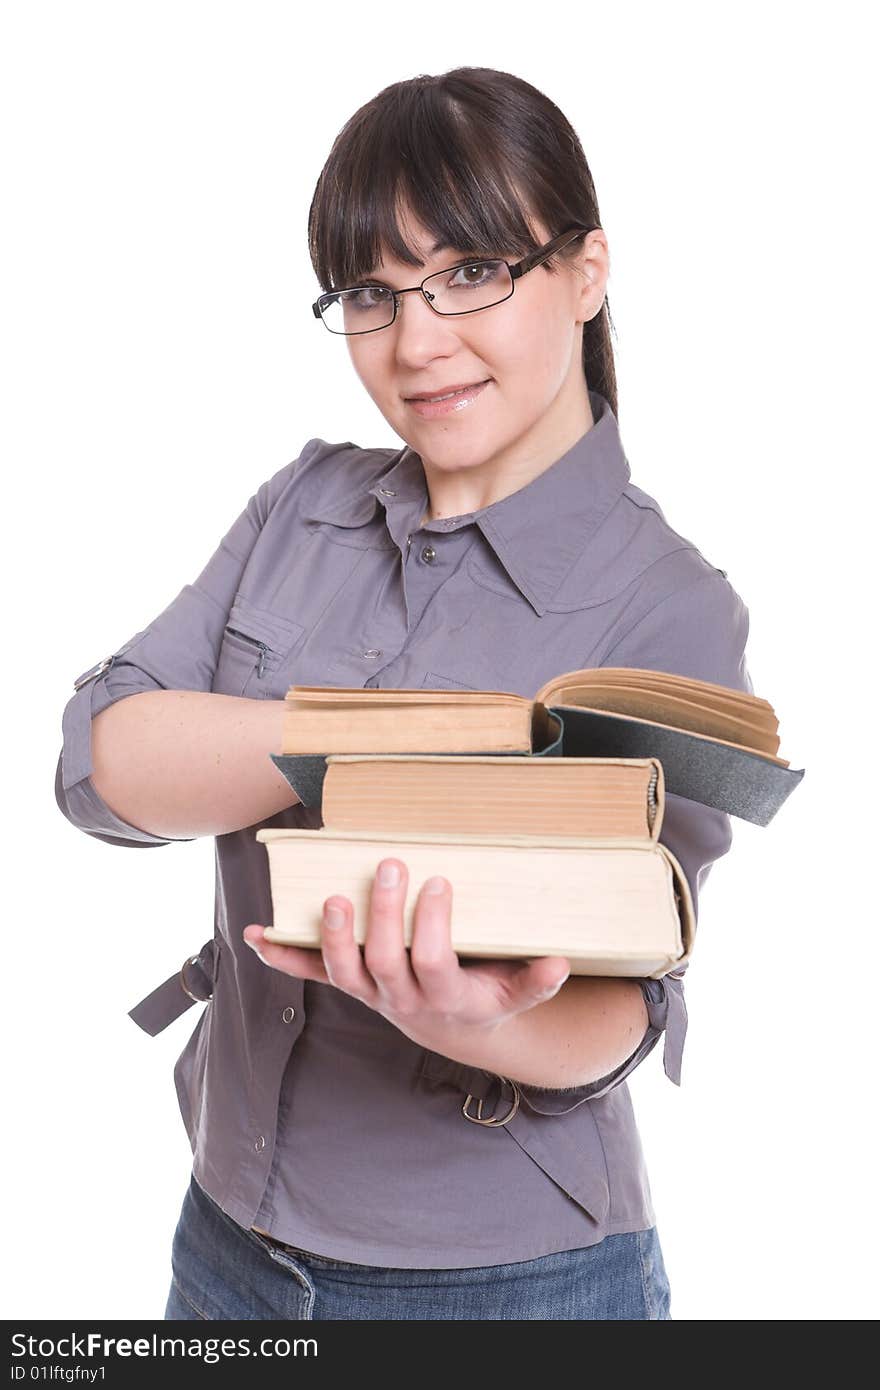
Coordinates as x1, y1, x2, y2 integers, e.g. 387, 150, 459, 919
164, 1172, 671, 1320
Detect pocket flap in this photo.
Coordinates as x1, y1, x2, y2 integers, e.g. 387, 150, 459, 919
225, 594, 304, 657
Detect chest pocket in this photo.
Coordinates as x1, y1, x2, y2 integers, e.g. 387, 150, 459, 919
214, 594, 306, 698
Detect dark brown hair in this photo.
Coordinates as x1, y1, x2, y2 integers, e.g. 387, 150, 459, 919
307, 67, 618, 418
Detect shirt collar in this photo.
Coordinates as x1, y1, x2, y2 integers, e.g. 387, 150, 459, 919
303, 389, 630, 617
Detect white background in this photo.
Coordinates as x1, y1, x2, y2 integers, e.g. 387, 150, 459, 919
3, 0, 875, 1321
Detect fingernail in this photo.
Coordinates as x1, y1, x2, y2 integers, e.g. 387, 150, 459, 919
541, 976, 568, 997
378, 861, 400, 887
324, 904, 345, 929
425, 876, 446, 895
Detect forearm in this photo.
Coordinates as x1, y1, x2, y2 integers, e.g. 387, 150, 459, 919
432, 976, 650, 1090
91, 691, 299, 839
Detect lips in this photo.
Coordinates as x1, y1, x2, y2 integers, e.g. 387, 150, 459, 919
405, 379, 490, 402
405, 380, 492, 419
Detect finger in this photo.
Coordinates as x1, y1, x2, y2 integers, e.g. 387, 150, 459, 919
243, 924, 331, 984
507, 956, 572, 1011
319, 897, 379, 1003
362, 858, 420, 1009
409, 875, 462, 1008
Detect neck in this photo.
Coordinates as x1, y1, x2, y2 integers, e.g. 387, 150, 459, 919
418, 383, 596, 527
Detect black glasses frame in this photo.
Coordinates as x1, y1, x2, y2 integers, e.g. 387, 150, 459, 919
311, 225, 595, 335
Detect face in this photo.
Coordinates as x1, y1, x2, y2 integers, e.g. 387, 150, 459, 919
344, 206, 609, 491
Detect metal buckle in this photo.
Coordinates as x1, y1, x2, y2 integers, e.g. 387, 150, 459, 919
462, 1077, 521, 1126
73, 656, 114, 692
179, 954, 213, 1004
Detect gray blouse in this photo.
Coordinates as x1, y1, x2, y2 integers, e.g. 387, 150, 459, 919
55, 389, 753, 1268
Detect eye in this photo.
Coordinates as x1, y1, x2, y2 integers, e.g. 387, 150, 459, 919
341, 286, 393, 311
447, 261, 502, 290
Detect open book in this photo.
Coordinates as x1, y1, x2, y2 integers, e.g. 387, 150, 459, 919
269, 667, 805, 824
258, 753, 695, 977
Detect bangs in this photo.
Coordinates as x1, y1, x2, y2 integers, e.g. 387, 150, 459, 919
308, 82, 547, 292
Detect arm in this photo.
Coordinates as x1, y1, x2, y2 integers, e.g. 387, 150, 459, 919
91, 691, 298, 840
413, 976, 650, 1090
472, 568, 753, 1111
55, 439, 327, 848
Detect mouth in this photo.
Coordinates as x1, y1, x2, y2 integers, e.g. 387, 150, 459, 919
405, 379, 492, 419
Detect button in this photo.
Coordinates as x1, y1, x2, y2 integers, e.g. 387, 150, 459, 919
281, 1006, 296, 1023
254, 1135, 266, 1152
379, 487, 397, 496
363, 649, 381, 659
406, 535, 412, 549
420, 545, 436, 564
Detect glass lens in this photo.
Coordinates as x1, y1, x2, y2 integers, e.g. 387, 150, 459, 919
319, 287, 396, 335
422, 259, 513, 315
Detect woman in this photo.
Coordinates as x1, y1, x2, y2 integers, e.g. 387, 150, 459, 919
56, 66, 752, 1320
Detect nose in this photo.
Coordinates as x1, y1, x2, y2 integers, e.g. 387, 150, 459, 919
395, 286, 445, 320
391, 286, 462, 353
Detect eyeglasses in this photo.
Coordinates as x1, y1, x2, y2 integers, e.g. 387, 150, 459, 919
311, 226, 594, 336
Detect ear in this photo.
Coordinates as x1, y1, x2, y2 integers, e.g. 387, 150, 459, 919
573, 229, 610, 324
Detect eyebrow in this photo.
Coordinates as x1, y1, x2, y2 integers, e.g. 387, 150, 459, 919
360, 244, 482, 287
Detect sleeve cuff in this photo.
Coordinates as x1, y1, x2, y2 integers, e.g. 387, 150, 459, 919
55, 749, 192, 848
57, 644, 195, 848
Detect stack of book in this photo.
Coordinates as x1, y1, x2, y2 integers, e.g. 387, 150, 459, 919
256, 666, 804, 979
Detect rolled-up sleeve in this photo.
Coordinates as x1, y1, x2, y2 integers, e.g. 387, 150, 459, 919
55, 442, 322, 848
517, 568, 753, 1113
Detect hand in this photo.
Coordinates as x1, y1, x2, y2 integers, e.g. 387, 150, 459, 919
242, 857, 571, 1053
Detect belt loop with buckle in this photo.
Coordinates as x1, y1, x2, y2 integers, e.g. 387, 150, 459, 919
462, 1076, 521, 1126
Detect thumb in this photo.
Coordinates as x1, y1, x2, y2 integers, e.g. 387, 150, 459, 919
514, 958, 571, 1009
